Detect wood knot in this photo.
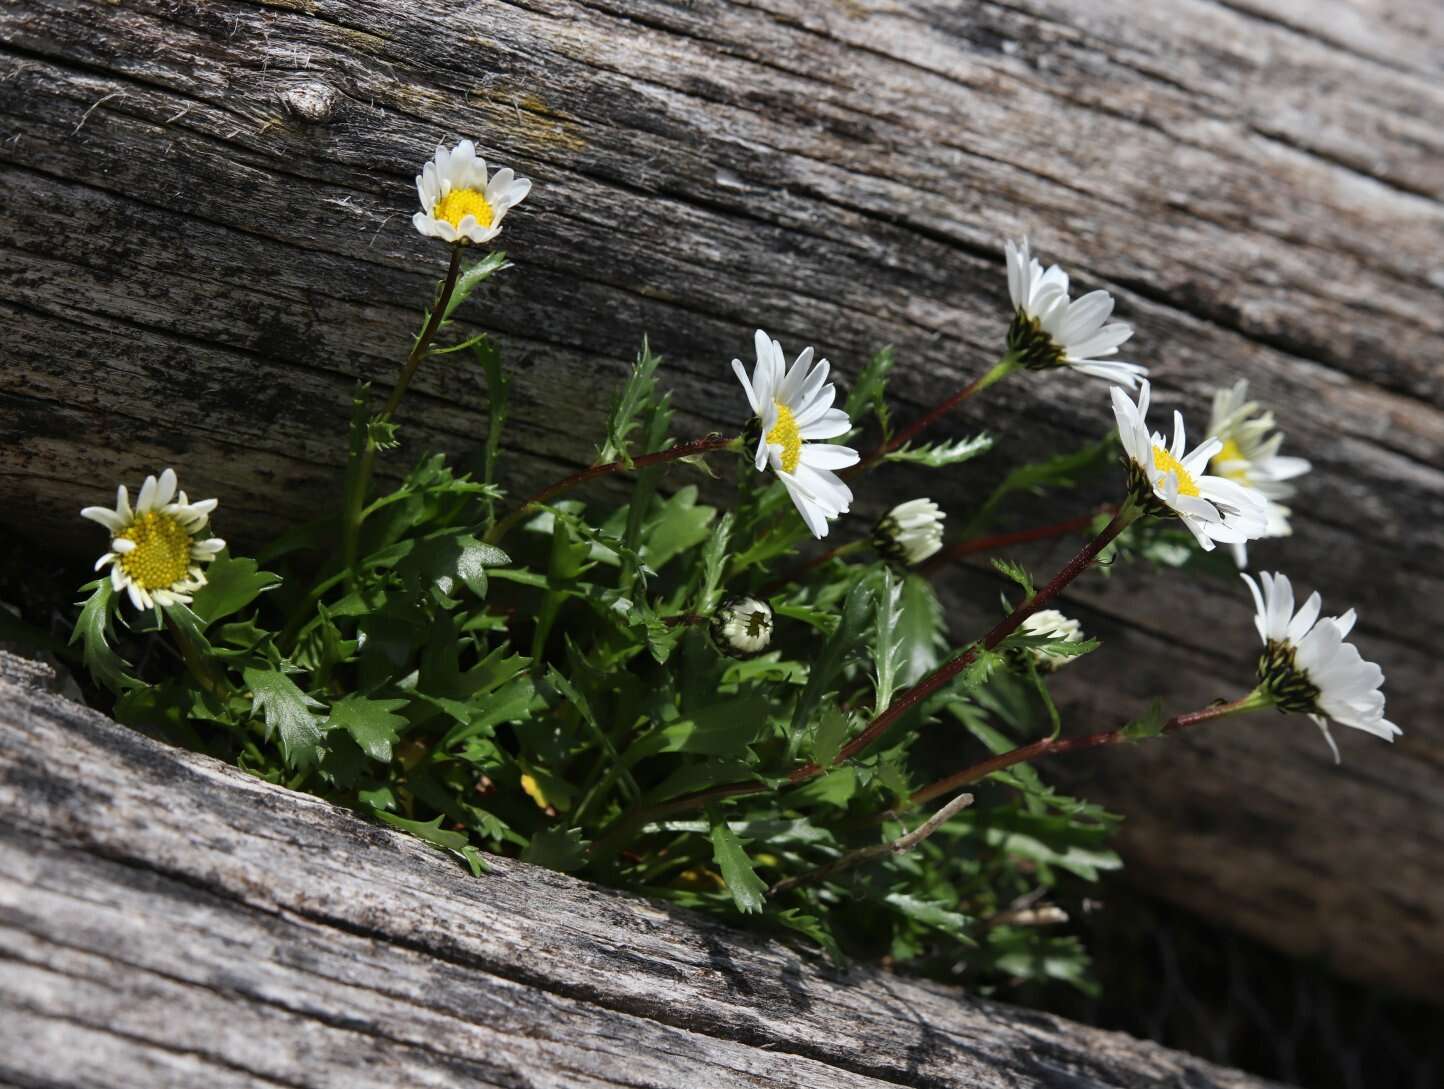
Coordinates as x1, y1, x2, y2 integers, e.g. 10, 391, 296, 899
280, 82, 341, 124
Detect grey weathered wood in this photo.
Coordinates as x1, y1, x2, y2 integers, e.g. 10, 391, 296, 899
0, 0, 1441, 1000
0, 661, 1287, 1089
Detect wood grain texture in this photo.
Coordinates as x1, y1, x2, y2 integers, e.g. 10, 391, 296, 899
0, 656, 1288, 1089
0, 0, 1440, 998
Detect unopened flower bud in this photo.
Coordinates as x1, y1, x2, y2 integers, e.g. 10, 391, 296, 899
873, 498, 945, 566
1019, 609, 1084, 671
711, 596, 773, 657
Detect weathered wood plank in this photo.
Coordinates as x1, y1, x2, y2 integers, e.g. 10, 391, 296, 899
0, 658, 1286, 1089
0, 0, 1439, 999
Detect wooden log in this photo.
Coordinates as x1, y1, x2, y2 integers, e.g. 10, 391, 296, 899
0, 655, 1287, 1089
0, 0, 1440, 999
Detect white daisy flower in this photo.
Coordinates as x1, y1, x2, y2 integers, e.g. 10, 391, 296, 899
412, 140, 532, 245
1242, 571, 1400, 762
874, 498, 945, 566
711, 596, 774, 657
732, 329, 859, 539
1110, 380, 1270, 551
1019, 609, 1085, 671
81, 468, 225, 612
1004, 238, 1146, 388
1207, 380, 1312, 568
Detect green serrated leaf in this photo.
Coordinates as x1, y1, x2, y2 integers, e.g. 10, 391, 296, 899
882, 433, 993, 467
69, 579, 138, 692
598, 338, 664, 466
243, 665, 326, 769
884, 893, 975, 941
991, 557, 1035, 597
896, 574, 947, 685
709, 817, 768, 914
811, 705, 851, 770
1121, 699, 1169, 741
844, 345, 894, 436
522, 827, 589, 872
326, 693, 409, 762
376, 811, 470, 852
791, 578, 874, 737
189, 553, 282, 627
439, 250, 509, 325
871, 567, 905, 717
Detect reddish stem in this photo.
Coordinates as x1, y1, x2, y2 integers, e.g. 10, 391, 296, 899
907, 696, 1260, 808
851, 357, 1014, 474
920, 506, 1113, 575
786, 505, 1134, 781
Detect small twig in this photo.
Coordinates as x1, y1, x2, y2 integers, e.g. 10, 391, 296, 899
72, 91, 123, 136
768, 791, 974, 897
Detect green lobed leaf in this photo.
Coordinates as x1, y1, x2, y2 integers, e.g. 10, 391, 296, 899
709, 817, 769, 914
991, 557, 1035, 597
844, 345, 894, 436
810, 705, 852, 770
326, 693, 409, 762
185, 553, 282, 626
884, 893, 975, 942
439, 250, 510, 325
896, 574, 947, 686
243, 665, 326, 769
791, 578, 874, 737
69, 579, 138, 692
522, 827, 590, 872
1121, 699, 1169, 741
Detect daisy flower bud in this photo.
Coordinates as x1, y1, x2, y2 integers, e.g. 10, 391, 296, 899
873, 498, 945, 566
1111, 380, 1270, 551
733, 329, 859, 539
1206, 380, 1312, 568
412, 140, 532, 246
1242, 572, 1400, 762
711, 597, 773, 658
1019, 609, 1085, 671
1003, 238, 1146, 388
81, 468, 225, 612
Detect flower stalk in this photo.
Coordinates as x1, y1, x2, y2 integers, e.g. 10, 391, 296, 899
342, 244, 466, 582
907, 688, 1274, 809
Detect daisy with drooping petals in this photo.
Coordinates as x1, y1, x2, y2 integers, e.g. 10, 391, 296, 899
733, 329, 858, 539
1241, 571, 1400, 762
82, 468, 225, 611
1111, 381, 1269, 551
413, 140, 532, 246
874, 498, 945, 566
1004, 238, 1147, 388
1206, 380, 1311, 568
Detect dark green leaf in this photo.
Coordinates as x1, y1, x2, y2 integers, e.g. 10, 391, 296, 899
791, 578, 873, 736
243, 665, 326, 769
326, 694, 409, 762
709, 817, 768, 914
896, 574, 947, 686
69, 580, 138, 692
522, 827, 589, 872
376, 811, 470, 852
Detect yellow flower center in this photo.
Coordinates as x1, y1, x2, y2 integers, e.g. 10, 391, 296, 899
1210, 437, 1252, 483
117, 511, 193, 591
434, 187, 494, 230
1150, 444, 1200, 498
765, 401, 803, 474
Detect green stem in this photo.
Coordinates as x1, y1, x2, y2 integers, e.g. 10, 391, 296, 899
486, 433, 742, 544
907, 688, 1274, 809
853, 355, 1017, 473
164, 615, 227, 701
342, 243, 466, 582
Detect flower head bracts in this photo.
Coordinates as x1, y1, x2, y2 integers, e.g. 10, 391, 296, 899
711, 596, 774, 657
1111, 381, 1269, 551
413, 140, 532, 245
733, 329, 859, 538
1242, 571, 1400, 762
874, 498, 945, 566
1004, 238, 1146, 388
1207, 380, 1311, 568
82, 468, 225, 611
